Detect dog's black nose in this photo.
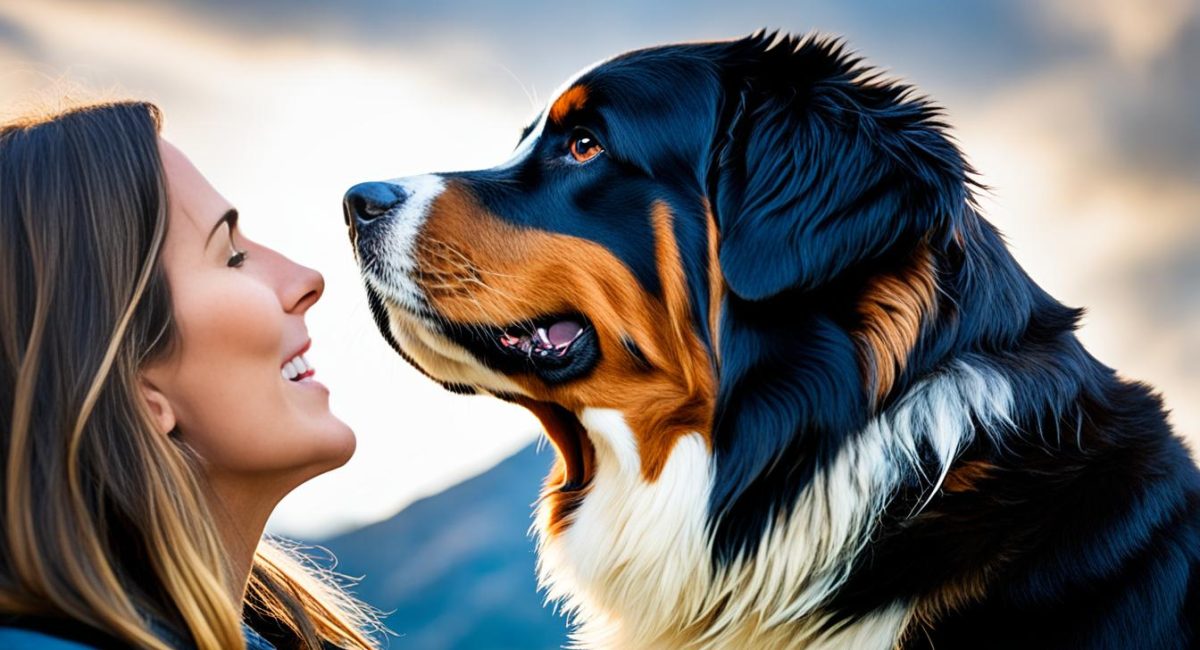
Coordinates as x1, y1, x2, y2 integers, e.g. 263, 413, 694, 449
343, 182, 407, 229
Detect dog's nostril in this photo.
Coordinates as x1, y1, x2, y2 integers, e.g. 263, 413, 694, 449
343, 181, 408, 228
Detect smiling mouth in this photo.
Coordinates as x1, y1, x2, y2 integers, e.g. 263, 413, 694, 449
281, 352, 315, 381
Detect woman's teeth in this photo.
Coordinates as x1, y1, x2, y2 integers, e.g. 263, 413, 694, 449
281, 354, 313, 381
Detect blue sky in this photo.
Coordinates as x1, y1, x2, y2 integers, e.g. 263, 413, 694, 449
1, 0, 1196, 537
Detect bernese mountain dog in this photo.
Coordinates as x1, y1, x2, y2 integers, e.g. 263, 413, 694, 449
343, 31, 1200, 649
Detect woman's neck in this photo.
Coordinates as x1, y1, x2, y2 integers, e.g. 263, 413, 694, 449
206, 476, 290, 609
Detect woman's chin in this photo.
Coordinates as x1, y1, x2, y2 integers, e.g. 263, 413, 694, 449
303, 415, 357, 475
325, 420, 357, 470
263, 413, 358, 486
314, 417, 355, 474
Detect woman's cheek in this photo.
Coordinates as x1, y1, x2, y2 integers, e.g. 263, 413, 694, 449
170, 273, 290, 471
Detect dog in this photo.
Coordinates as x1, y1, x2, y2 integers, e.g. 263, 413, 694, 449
343, 32, 1200, 649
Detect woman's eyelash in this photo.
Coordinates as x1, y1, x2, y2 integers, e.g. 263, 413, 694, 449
225, 227, 246, 267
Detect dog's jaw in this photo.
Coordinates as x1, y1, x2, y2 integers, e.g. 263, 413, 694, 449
380, 301, 531, 397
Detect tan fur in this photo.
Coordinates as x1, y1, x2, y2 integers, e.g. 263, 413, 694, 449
941, 459, 995, 494
909, 570, 991, 634
853, 244, 938, 405
550, 84, 589, 124
905, 460, 1001, 630
415, 185, 715, 529
705, 202, 723, 365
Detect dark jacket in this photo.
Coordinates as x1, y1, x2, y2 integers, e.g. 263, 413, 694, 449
0, 615, 279, 649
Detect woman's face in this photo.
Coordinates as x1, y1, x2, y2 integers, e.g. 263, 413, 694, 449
143, 140, 354, 497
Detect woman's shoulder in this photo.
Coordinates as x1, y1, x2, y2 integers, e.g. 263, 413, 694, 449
0, 627, 96, 649
0, 615, 125, 650
0, 614, 289, 650
0, 613, 191, 649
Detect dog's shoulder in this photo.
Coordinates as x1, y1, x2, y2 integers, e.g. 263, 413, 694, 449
901, 377, 1200, 649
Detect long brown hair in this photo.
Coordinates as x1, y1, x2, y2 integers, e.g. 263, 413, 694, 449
0, 101, 379, 649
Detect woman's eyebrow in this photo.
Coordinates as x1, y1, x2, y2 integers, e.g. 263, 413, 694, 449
204, 208, 239, 247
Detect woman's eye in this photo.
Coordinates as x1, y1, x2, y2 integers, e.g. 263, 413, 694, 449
225, 226, 247, 267
568, 129, 604, 163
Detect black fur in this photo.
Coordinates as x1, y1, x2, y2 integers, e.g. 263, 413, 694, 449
695, 32, 1200, 646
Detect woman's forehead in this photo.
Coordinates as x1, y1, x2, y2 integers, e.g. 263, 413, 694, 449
159, 137, 233, 237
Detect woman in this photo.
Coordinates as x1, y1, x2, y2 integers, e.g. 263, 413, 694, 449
0, 101, 379, 649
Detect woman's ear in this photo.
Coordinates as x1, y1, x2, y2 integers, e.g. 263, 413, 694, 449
138, 375, 177, 435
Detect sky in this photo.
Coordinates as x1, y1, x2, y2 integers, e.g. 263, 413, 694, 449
1, 0, 1196, 538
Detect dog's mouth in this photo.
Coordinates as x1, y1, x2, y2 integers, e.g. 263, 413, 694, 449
364, 289, 600, 493
439, 314, 600, 493
438, 312, 601, 385
498, 318, 585, 358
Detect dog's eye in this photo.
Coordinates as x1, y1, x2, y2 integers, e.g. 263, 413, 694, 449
568, 129, 604, 163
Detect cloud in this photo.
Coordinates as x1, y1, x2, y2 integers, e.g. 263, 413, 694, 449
0, 13, 38, 54
1033, 0, 1197, 66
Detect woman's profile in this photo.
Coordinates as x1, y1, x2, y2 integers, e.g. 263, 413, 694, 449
0, 100, 379, 649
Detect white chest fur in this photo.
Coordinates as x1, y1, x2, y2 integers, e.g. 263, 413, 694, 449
534, 363, 1012, 649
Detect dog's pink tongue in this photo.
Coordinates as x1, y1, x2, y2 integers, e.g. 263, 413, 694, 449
547, 320, 583, 347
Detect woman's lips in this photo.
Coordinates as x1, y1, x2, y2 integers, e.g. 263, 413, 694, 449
281, 339, 318, 383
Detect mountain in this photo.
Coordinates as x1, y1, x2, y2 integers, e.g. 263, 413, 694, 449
315, 443, 570, 649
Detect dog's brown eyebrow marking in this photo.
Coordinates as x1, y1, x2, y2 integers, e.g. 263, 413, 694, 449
549, 84, 589, 124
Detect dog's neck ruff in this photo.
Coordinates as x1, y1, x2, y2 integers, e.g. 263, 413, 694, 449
535, 361, 1013, 649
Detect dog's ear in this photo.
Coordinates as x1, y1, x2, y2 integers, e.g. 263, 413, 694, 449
703, 35, 974, 558
710, 35, 968, 301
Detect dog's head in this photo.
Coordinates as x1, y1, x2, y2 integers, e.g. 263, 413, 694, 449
346, 32, 975, 553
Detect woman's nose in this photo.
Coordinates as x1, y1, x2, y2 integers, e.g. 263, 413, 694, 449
284, 262, 324, 315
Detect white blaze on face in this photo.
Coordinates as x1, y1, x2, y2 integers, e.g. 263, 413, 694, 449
495, 108, 549, 171
358, 173, 445, 315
